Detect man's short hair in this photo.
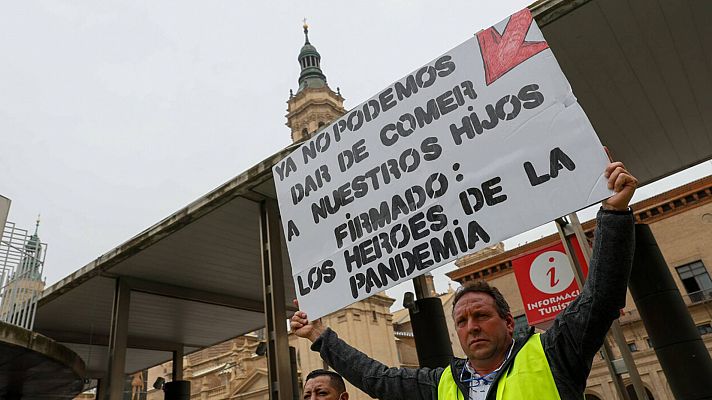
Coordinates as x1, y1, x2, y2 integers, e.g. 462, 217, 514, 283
452, 280, 511, 319
305, 369, 346, 393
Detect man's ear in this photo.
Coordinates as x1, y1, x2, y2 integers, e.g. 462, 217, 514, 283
505, 314, 515, 335
341, 392, 349, 400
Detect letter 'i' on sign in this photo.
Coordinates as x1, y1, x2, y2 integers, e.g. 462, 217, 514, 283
511, 238, 589, 326
531, 252, 572, 293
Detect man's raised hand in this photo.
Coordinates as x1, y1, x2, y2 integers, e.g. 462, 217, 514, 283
602, 161, 637, 211
290, 299, 325, 343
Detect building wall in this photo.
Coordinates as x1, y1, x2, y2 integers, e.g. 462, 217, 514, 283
143, 335, 274, 400
487, 272, 526, 320
395, 332, 419, 368
0, 278, 44, 319
649, 201, 712, 288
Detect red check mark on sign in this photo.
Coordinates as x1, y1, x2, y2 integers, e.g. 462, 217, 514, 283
476, 9, 549, 86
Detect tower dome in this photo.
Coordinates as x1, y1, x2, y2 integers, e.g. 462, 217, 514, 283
297, 23, 327, 92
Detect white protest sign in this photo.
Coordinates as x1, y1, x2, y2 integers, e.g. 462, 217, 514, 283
273, 9, 613, 319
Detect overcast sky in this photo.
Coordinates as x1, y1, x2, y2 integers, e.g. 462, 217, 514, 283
2, 1, 710, 308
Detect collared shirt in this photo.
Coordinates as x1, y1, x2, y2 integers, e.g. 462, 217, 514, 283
461, 339, 515, 400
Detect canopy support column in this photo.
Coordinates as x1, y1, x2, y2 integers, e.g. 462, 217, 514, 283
260, 200, 296, 400
104, 278, 130, 400
172, 346, 184, 381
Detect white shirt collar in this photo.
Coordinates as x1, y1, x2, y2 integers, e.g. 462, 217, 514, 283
463, 338, 515, 399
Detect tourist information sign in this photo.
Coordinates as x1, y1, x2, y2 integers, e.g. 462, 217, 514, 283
512, 237, 589, 326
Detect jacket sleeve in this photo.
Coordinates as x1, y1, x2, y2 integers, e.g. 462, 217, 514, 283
311, 328, 443, 400
540, 209, 635, 395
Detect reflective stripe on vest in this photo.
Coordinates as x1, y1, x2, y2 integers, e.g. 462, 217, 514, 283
437, 334, 561, 399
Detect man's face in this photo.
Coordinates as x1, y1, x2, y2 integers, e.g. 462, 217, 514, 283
303, 376, 346, 400
453, 292, 514, 371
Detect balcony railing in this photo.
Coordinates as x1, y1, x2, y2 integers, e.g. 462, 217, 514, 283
687, 288, 712, 304
618, 288, 712, 325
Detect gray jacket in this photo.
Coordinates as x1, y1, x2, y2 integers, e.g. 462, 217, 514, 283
311, 209, 635, 400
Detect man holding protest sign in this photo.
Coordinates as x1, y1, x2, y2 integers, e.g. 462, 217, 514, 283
291, 160, 637, 400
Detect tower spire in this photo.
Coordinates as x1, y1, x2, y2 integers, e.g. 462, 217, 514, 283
34, 214, 40, 235
303, 18, 310, 44
296, 21, 327, 93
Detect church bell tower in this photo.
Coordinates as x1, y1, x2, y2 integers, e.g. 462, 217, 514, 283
286, 22, 346, 143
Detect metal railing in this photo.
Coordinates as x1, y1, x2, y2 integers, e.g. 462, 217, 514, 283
687, 288, 712, 304
0, 221, 47, 330
618, 288, 712, 325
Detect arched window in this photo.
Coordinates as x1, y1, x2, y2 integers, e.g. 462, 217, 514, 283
318, 121, 325, 128
301, 128, 309, 138
626, 385, 655, 400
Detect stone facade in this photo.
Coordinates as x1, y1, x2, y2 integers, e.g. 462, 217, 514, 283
0, 278, 44, 320
449, 175, 712, 400
144, 334, 284, 400
286, 86, 344, 142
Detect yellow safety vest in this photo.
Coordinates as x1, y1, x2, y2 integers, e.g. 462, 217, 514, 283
437, 334, 561, 399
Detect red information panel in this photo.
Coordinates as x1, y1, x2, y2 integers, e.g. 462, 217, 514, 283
512, 238, 589, 326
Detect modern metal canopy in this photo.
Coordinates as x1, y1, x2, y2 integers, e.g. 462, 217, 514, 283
534, 0, 712, 184
33, 145, 301, 398
30, 0, 712, 398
